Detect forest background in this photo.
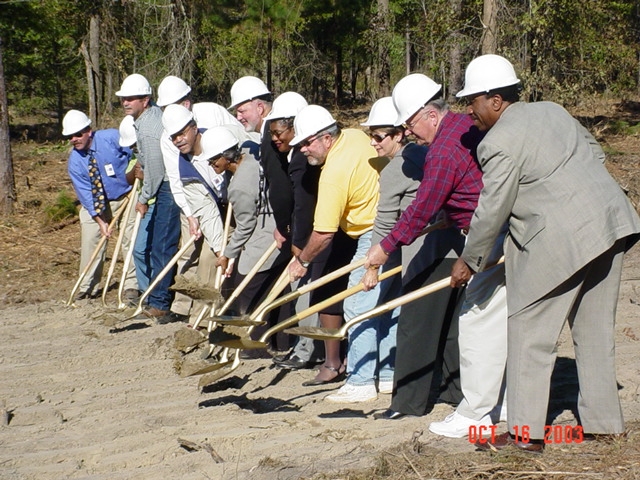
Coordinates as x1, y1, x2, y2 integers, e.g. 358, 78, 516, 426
0, 0, 640, 212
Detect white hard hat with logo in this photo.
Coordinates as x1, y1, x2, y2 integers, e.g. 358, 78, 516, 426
196, 126, 240, 162
62, 110, 91, 136
392, 73, 442, 126
290, 105, 337, 146
361, 97, 397, 127
265, 91, 308, 121
118, 115, 137, 147
228, 76, 271, 110
156, 75, 191, 107
116, 73, 152, 97
162, 104, 194, 136
456, 54, 520, 98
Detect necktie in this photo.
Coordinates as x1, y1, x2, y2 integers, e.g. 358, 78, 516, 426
88, 155, 106, 215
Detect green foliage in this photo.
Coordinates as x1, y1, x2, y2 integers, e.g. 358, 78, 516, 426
44, 190, 77, 223
1, 0, 640, 119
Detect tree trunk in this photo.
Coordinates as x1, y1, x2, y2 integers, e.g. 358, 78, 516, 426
0, 38, 15, 215
447, 0, 463, 100
334, 45, 343, 105
481, 0, 498, 54
89, 14, 101, 125
81, 41, 97, 126
376, 0, 391, 97
405, 22, 411, 74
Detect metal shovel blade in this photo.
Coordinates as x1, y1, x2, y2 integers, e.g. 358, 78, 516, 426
284, 326, 343, 340
170, 275, 225, 303
208, 314, 266, 327
209, 325, 267, 349
197, 356, 240, 387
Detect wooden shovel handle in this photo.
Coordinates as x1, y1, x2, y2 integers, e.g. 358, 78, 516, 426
216, 240, 278, 316
117, 209, 142, 308
257, 264, 402, 343
66, 197, 131, 306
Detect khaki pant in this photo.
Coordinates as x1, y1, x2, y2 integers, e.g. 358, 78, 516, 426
78, 196, 138, 295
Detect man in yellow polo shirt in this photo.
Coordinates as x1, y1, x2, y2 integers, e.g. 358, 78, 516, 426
288, 105, 388, 403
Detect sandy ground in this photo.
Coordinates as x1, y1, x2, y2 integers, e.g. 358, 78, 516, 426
0, 241, 639, 480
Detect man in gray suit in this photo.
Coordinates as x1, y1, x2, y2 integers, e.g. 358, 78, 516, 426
452, 54, 640, 452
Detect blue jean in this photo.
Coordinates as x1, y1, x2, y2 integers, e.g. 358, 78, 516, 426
146, 181, 181, 310
133, 202, 155, 295
344, 231, 400, 386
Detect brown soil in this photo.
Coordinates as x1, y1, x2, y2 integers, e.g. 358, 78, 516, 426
1, 101, 640, 479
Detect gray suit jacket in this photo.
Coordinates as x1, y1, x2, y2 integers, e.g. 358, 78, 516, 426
462, 101, 640, 314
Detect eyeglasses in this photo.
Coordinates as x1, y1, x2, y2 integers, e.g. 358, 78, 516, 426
270, 126, 292, 139
402, 109, 426, 131
369, 132, 390, 143
207, 153, 225, 165
170, 122, 195, 142
300, 135, 320, 148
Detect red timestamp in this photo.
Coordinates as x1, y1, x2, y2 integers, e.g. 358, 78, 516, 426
468, 425, 584, 444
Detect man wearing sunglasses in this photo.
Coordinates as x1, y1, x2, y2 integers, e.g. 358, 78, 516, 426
63, 109, 137, 301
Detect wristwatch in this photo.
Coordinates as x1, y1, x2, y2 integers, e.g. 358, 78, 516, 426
296, 256, 311, 268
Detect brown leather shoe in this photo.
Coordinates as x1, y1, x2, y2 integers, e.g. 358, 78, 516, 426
143, 307, 169, 319
476, 431, 544, 453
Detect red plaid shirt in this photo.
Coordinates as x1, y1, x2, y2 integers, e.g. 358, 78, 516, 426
380, 111, 484, 254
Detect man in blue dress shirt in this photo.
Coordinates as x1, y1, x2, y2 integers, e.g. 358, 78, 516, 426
63, 109, 138, 300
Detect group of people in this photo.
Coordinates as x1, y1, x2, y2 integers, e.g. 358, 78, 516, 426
64, 53, 640, 453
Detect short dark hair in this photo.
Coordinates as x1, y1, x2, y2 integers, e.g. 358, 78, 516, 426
486, 84, 521, 103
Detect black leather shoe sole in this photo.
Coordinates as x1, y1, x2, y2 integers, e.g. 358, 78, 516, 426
373, 409, 407, 420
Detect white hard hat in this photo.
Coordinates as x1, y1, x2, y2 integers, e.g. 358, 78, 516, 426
115, 73, 152, 97
162, 104, 194, 136
392, 73, 442, 125
290, 105, 337, 146
361, 97, 397, 127
196, 126, 240, 162
228, 76, 271, 109
156, 75, 191, 107
62, 109, 91, 136
118, 115, 137, 147
265, 91, 308, 121
456, 54, 520, 98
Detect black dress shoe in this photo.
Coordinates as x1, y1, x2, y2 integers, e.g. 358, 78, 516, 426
373, 409, 407, 420
273, 355, 312, 370
156, 312, 189, 325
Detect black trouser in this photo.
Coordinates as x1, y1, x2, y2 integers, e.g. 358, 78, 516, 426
390, 257, 463, 416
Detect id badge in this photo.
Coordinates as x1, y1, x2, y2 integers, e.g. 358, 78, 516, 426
104, 163, 116, 176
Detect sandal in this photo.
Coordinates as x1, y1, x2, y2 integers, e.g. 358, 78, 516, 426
301, 364, 345, 387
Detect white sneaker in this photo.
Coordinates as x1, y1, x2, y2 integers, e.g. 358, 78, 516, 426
428, 411, 493, 438
325, 383, 378, 403
378, 380, 393, 394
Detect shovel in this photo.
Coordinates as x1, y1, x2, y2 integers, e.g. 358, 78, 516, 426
209, 264, 403, 350
197, 240, 279, 360
102, 234, 198, 326
286, 257, 505, 340
116, 209, 143, 309
66, 198, 131, 306
182, 202, 234, 331
102, 180, 139, 307
185, 261, 293, 377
